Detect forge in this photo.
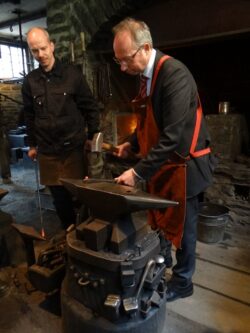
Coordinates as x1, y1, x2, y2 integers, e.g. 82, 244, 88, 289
60, 178, 178, 333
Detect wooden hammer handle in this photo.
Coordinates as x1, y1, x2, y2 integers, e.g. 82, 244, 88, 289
102, 142, 119, 153
102, 142, 140, 161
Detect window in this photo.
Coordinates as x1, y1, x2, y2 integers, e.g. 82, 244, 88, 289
0, 44, 29, 80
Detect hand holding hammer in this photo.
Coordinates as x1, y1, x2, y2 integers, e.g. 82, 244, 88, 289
91, 132, 139, 160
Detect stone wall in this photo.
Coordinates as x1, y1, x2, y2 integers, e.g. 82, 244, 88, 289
0, 84, 23, 131
205, 114, 250, 225
46, 0, 126, 90
204, 157, 250, 225
45, 0, 135, 145
206, 114, 249, 160
46, 0, 132, 61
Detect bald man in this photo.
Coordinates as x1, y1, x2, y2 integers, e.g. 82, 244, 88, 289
22, 27, 100, 230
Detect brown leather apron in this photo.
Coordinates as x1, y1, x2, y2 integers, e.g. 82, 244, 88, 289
38, 149, 84, 186
131, 55, 211, 248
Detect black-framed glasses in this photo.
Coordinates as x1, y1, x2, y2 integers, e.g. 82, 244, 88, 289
113, 45, 143, 65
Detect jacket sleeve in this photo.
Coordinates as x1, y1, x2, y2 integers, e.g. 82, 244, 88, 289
127, 131, 140, 153
134, 58, 198, 180
75, 68, 100, 139
22, 77, 37, 148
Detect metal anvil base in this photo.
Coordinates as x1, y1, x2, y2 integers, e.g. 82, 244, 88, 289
61, 284, 166, 333
76, 214, 148, 254
64, 225, 162, 319
60, 178, 177, 330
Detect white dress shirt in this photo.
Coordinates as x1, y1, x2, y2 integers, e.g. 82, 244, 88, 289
141, 48, 156, 96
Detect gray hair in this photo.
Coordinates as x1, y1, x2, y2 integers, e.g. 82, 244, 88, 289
112, 17, 153, 48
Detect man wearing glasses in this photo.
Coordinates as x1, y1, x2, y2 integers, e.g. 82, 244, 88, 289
112, 17, 215, 302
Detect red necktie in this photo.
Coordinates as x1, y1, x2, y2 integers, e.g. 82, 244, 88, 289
138, 75, 148, 98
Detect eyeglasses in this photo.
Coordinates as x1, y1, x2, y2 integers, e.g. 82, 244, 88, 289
113, 45, 143, 65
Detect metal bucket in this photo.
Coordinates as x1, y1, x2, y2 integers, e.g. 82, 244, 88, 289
197, 203, 229, 243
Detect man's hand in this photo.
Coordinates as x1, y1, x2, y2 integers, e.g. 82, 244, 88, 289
113, 142, 132, 159
28, 147, 37, 160
115, 168, 137, 187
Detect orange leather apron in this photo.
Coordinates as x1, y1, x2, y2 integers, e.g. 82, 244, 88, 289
131, 56, 211, 248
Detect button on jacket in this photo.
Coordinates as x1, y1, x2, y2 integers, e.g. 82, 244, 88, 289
22, 60, 100, 155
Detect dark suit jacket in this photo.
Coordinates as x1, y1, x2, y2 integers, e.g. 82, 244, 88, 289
132, 50, 216, 198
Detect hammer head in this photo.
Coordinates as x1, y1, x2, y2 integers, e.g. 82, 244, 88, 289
91, 132, 103, 152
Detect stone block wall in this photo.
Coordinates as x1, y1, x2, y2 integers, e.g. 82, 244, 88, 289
46, 0, 126, 61
46, 0, 142, 107
205, 114, 250, 226
206, 114, 249, 160
204, 157, 250, 225
46, 0, 124, 90
0, 84, 23, 131
46, 0, 123, 145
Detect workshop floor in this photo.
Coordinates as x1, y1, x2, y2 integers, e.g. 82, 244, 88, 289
0, 161, 249, 333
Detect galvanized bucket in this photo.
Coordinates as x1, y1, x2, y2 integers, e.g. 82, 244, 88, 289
197, 203, 229, 243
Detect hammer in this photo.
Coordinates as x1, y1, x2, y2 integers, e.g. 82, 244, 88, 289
91, 132, 119, 154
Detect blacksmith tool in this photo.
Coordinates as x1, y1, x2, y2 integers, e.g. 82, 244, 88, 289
80, 31, 86, 75
34, 159, 46, 238
91, 132, 140, 162
60, 178, 178, 219
82, 178, 115, 184
60, 178, 179, 254
12, 223, 45, 266
91, 132, 119, 154
123, 258, 156, 315
104, 294, 121, 321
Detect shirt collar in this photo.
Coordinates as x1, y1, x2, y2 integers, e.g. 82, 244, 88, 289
38, 59, 63, 78
142, 48, 156, 80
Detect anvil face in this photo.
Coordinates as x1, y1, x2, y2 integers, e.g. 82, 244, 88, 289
61, 178, 178, 220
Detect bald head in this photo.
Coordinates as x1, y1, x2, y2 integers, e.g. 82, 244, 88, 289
27, 27, 55, 72
27, 27, 50, 43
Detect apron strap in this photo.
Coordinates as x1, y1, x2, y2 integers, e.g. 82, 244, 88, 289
189, 97, 211, 159
150, 55, 211, 160
150, 55, 171, 95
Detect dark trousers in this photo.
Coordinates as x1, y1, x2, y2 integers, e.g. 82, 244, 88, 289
164, 195, 199, 287
49, 185, 76, 230
0, 131, 11, 179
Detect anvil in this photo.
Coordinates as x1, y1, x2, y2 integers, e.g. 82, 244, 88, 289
60, 178, 178, 221
61, 178, 179, 254
60, 178, 171, 329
